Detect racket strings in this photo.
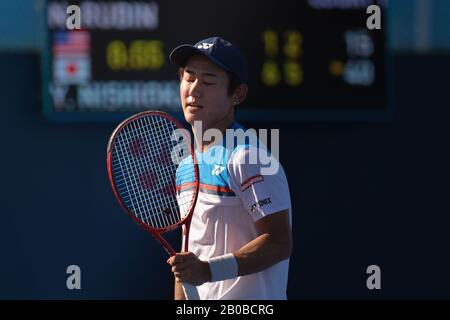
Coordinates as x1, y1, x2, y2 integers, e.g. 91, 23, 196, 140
115, 127, 176, 228
121, 116, 179, 227
112, 115, 196, 229
114, 131, 164, 227
124, 118, 174, 228
135, 117, 177, 226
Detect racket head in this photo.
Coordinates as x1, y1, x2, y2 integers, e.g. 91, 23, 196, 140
107, 111, 199, 236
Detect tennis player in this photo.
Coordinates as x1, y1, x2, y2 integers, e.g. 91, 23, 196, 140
167, 36, 292, 300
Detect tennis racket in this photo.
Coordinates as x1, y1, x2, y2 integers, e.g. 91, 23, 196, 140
107, 110, 200, 300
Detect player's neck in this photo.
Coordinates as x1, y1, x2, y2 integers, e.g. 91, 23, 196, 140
193, 113, 235, 153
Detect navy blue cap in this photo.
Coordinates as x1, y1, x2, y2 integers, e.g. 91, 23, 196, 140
169, 37, 248, 84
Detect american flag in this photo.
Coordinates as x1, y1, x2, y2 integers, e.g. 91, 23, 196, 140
53, 31, 90, 56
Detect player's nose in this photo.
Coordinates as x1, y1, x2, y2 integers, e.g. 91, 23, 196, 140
188, 79, 202, 98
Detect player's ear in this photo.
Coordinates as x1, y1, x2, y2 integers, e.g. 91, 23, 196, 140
232, 84, 248, 106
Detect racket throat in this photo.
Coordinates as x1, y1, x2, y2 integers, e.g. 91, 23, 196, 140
153, 233, 176, 256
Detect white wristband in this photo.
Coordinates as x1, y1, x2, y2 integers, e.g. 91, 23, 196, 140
207, 253, 238, 282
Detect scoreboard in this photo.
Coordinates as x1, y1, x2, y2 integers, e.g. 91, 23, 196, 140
42, 0, 390, 122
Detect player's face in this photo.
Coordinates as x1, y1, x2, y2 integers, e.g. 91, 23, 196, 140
180, 55, 234, 129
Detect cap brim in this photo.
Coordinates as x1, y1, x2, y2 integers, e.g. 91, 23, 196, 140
169, 45, 200, 67
169, 44, 232, 73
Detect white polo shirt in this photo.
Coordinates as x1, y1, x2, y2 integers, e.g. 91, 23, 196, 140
176, 122, 292, 300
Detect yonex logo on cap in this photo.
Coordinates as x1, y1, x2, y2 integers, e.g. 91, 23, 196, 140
197, 43, 214, 50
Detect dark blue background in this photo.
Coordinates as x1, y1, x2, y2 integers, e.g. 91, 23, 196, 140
1, 52, 449, 299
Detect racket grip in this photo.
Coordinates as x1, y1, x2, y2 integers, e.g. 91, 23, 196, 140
182, 283, 200, 300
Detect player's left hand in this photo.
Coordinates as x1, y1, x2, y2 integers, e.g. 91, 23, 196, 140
167, 252, 212, 286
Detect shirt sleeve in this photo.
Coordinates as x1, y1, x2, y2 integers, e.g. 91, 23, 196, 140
227, 145, 291, 222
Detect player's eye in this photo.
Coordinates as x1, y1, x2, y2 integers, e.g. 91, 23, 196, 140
183, 73, 196, 82
203, 77, 216, 85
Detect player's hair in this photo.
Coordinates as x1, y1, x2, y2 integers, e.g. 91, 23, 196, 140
226, 72, 240, 97
178, 67, 241, 97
